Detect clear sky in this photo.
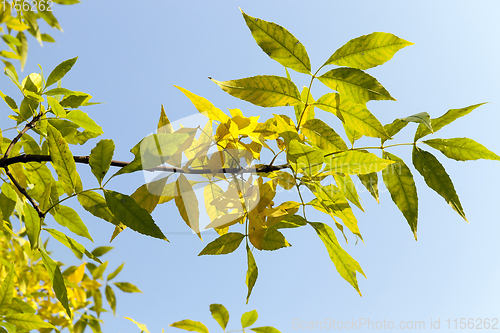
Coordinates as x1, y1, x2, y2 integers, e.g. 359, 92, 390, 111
2, 1, 500, 332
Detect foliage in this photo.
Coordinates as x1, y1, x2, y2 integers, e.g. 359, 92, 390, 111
1, 2, 499, 332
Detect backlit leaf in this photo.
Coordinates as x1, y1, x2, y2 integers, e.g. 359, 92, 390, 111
261, 228, 290, 251
241, 10, 311, 74
47, 123, 82, 195
423, 138, 500, 161
107, 262, 125, 281
301, 118, 348, 153
382, 152, 418, 239
44, 228, 101, 263
4, 314, 55, 330
22, 203, 40, 249
175, 85, 229, 123
412, 147, 467, 222
104, 190, 167, 240
105, 285, 116, 315
53, 205, 93, 241
199, 232, 245, 255
333, 174, 363, 211
246, 245, 258, 304
400, 112, 433, 133
241, 310, 258, 328
414, 103, 486, 141
169, 320, 208, 333
318, 68, 395, 104
65, 110, 103, 134
324, 150, 394, 175
113, 282, 142, 293
287, 139, 324, 175
210, 75, 301, 107
89, 139, 115, 185
40, 248, 71, 317
358, 172, 379, 203
125, 317, 150, 333
175, 174, 200, 236
250, 327, 282, 333
210, 303, 229, 330
0, 265, 14, 310
309, 222, 365, 295
46, 57, 78, 88
324, 32, 413, 69
78, 191, 119, 225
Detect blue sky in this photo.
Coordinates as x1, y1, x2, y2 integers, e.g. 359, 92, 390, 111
2, 1, 500, 332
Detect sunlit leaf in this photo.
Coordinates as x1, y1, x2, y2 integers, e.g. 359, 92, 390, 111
0, 265, 14, 310
169, 320, 209, 333
175, 174, 201, 237
175, 85, 229, 123
4, 314, 55, 330
400, 112, 433, 133
210, 75, 301, 107
104, 190, 168, 240
89, 139, 115, 185
324, 32, 413, 69
333, 174, 363, 211
382, 152, 418, 239
241, 10, 311, 74
44, 228, 101, 263
210, 303, 229, 330
52, 205, 93, 241
105, 285, 116, 315
47, 123, 82, 195
40, 248, 71, 317
309, 222, 365, 295
246, 245, 258, 304
414, 103, 486, 141
199, 232, 245, 255
358, 172, 379, 203
241, 309, 258, 328
423, 138, 500, 161
113, 282, 142, 293
261, 228, 291, 251
301, 118, 348, 153
46, 57, 78, 88
65, 110, 103, 134
78, 191, 119, 225
412, 147, 467, 222
92, 246, 113, 257
250, 327, 282, 333
22, 203, 40, 249
287, 139, 324, 175
324, 150, 394, 175
383, 118, 407, 142
125, 317, 150, 333
107, 262, 125, 281
318, 68, 395, 104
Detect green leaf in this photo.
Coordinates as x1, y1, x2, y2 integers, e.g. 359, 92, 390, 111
46, 57, 78, 88
52, 205, 93, 241
4, 314, 55, 330
246, 245, 258, 304
287, 139, 324, 175
107, 262, 125, 281
423, 138, 500, 161
44, 87, 75, 96
91, 261, 108, 280
400, 112, 433, 133
241, 310, 258, 328
46, 123, 82, 195
210, 304, 229, 330
414, 103, 486, 141
175, 174, 201, 236
175, 85, 229, 123
241, 10, 311, 74
271, 214, 307, 229
39, 248, 71, 317
412, 147, 467, 222
22, 203, 40, 249
301, 118, 348, 153
318, 68, 395, 104
382, 152, 418, 239
65, 110, 103, 134
250, 327, 282, 333
78, 191, 119, 225
383, 118, 407, 142
309, 222, 365, 295
169, 319, 209, 333
89, 139, 115, 184
125, 317, 150, 333
295, 86, 315, 126
309, 184, 361, 239
104, 190, 167, 240
324, 150, 394, 175
198, 232, 245, 255
91, 246, 113, 257
358, 172, 379, 203
324, 32, 413, 69
333, 174, 364, 211
105, 285, 116, 315
261, 228, 291, 251
0, 265, 14, 310
47, 96, 66, 117
316, 93, 389, 139
210, 75, 301, 107
113, 282, 142, 293
44, 228, 101, 263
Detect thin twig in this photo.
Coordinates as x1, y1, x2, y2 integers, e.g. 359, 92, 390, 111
4, 167, 44, 218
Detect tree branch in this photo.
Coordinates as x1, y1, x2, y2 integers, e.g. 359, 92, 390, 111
0, 154, 290, 174
3, 166, 45, 218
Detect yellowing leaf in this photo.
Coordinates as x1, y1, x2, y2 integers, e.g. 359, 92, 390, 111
175, 174, 201, 236
423, 138, 500, 161
241, 10, 311, 74
158, 105, 173, 134
412, 147, 467, 222
246, 245, 258, 304
358, 172, 379, 203
39, 248, 71, 317
4, 314, 55, 330
210, 304, 230, 330
261, 228, 290, 251
125, 317, 150, 333
301, 118, 348, 153
324, 150, 394, 175
318, 68, 395, 104
241, 309, 258, 328
309, 222, 365, 296
382, 152, 418, 239
199, 232, 245, 255
333, 174, 363, 211
169, 320, 209, 333
0, 265, 14, 310
175, 85, 229, 123
113, 282, 142, 293
324, 32, 413, 69
47, 123, 82, 195
287, 140, 324, 175
211, 75, 301, 108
